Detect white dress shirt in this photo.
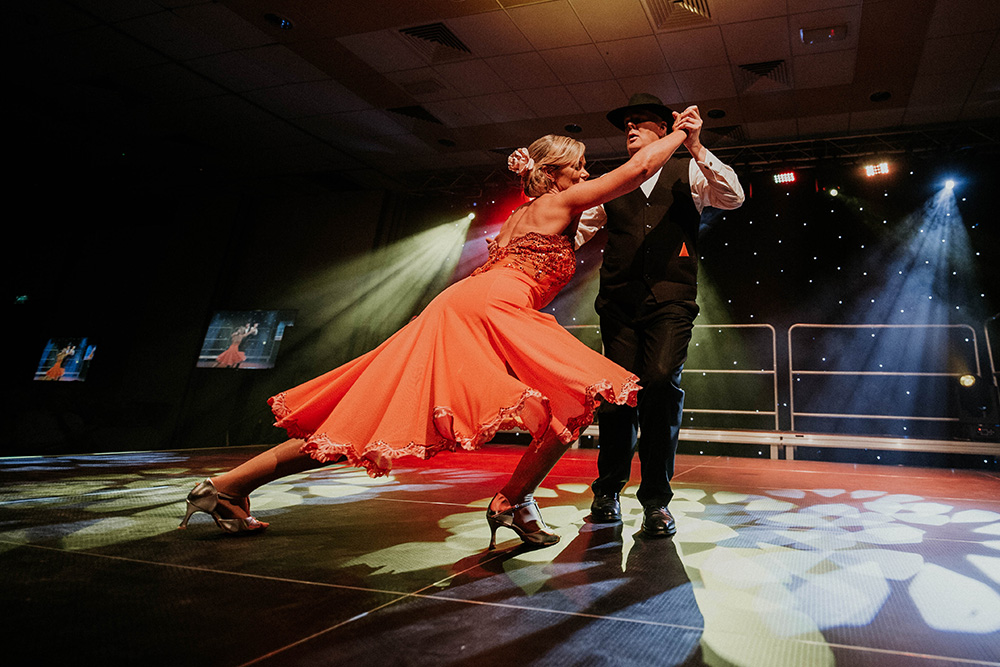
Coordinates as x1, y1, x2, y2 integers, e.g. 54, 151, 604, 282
575, 150, 744, 249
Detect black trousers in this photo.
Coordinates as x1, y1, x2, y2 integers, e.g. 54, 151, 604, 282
592, 295, 698, 507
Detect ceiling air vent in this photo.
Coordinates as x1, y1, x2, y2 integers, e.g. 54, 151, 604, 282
643, 0, 712, 30
737, 60, 791, 93
398, 22, 471, 64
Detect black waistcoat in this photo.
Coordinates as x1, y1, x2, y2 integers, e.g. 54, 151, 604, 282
599, 157, 700, 304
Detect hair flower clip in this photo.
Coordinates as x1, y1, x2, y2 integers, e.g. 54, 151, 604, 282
507, 148, 534, 176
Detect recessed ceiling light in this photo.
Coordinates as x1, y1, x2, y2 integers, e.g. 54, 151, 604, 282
870, 91, 891, 102
564, 124, 582, 133
438, 138, 456, 147
706, 109, 726, 119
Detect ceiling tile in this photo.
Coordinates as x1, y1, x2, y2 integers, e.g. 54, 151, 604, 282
507, 0, 592, 50
422, 98, 493, 127
597, 36, 668, 78
617, 73, 682, 106
744, 118, 797, 141
121, 62, 226, 102
187, 51, 288, 92
246, 79, 372, 118
721, 17, 792, 65
656, 26, 729, 70
516, 85, 584, 117
902, 103, 963, 126
385, 67, 458, 102
302, 109, 412, 140
338, 31, 428, 73
787, 0, 862, 14
446, 11, 535, 57
569, 0, 652, 41
486, 52, 560, 89
540, 44, 615, 84
917, 33, 994, 76
242, 44, 330, 84
849, 107, 905, 131
960, 98, 1000, 120
35, 26, 167, 79
713, 0, 788, 24
73, 0, 162, 23
467, 92, 537, 123
908, 71, 978, 107
673, 65, 737, 101
970, 40, 1000, 100
796, 112, 851, 136
926, 0, 1000, 37
793, 50, 857, 89
433, 59, 510, 96
116, 10, 231, 61
173, 2, 273, 51
566, 79, 629, 114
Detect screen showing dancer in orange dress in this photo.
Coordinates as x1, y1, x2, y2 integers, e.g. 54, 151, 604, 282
35, 337, 95, 381
197, 310, 296, 369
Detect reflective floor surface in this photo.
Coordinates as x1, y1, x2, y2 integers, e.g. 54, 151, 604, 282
1, 445, 998, 666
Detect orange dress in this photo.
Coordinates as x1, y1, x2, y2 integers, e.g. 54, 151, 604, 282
215, 341, 246, 367
45, 353, 67, 380
269, 232, 640, 477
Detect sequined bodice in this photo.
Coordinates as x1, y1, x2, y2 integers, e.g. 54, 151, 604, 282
471, 232, 576, 306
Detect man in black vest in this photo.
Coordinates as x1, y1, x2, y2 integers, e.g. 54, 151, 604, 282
577, 93, 744, 536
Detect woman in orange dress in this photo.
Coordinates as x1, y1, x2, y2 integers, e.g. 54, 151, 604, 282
44, 344, 76, 381
214, 323, 258, 368
180, 127, 689, 548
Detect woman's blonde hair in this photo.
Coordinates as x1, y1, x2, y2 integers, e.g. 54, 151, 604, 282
520, 135, 586, 197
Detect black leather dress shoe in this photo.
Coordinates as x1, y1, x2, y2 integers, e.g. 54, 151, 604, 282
590, 492, 622, 522
641, 505, 676, 538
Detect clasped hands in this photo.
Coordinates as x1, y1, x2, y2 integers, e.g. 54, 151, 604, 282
672, 105, 706, 159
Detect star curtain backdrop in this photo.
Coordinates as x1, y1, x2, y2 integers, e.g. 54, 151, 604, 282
456, 155, 999, 443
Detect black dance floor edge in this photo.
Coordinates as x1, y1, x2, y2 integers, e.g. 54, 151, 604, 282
1, 444, 998, 667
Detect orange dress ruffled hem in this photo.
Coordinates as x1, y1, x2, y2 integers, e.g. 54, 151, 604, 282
268, 233, 639, 478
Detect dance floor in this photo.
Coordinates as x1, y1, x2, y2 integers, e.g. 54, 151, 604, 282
1, 444, 998, 666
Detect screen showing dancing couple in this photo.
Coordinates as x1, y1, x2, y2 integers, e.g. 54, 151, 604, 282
197, 310, 296, 370
34, 337, 96, 382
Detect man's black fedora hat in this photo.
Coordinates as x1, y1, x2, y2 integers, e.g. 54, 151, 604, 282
606, 93, 675, 131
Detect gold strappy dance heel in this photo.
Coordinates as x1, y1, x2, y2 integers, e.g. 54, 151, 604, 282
178, 479, 268, 534
486, 493, 559, 550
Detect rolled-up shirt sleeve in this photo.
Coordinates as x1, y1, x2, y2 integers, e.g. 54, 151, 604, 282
575, 204, 607, 249
690, 150, 744, 213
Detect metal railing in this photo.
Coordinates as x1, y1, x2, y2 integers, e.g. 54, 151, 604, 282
559, 319, 998, 456
685, 324, 780, 429
788, 323, 981, 431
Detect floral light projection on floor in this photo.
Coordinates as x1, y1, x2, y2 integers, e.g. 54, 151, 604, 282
1, 453, 999, 666
667, 486, 1000, 667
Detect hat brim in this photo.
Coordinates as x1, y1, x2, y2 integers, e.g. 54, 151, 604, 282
606, 102, 674, 131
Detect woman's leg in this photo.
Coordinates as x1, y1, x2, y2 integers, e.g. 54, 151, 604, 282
208, 439, 327, 518
498, 423, 570, 504
488, 411, 573, 547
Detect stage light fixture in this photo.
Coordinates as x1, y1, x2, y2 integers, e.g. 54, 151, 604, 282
773, 171, 796, 184
467, 212, 476, 220
959, 374, 977, 388
864, 162, 890, 177
945, 179, 956, 190
829, 188, 839, 197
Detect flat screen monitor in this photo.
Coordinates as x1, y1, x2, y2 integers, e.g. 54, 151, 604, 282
197, 310, 296, 369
